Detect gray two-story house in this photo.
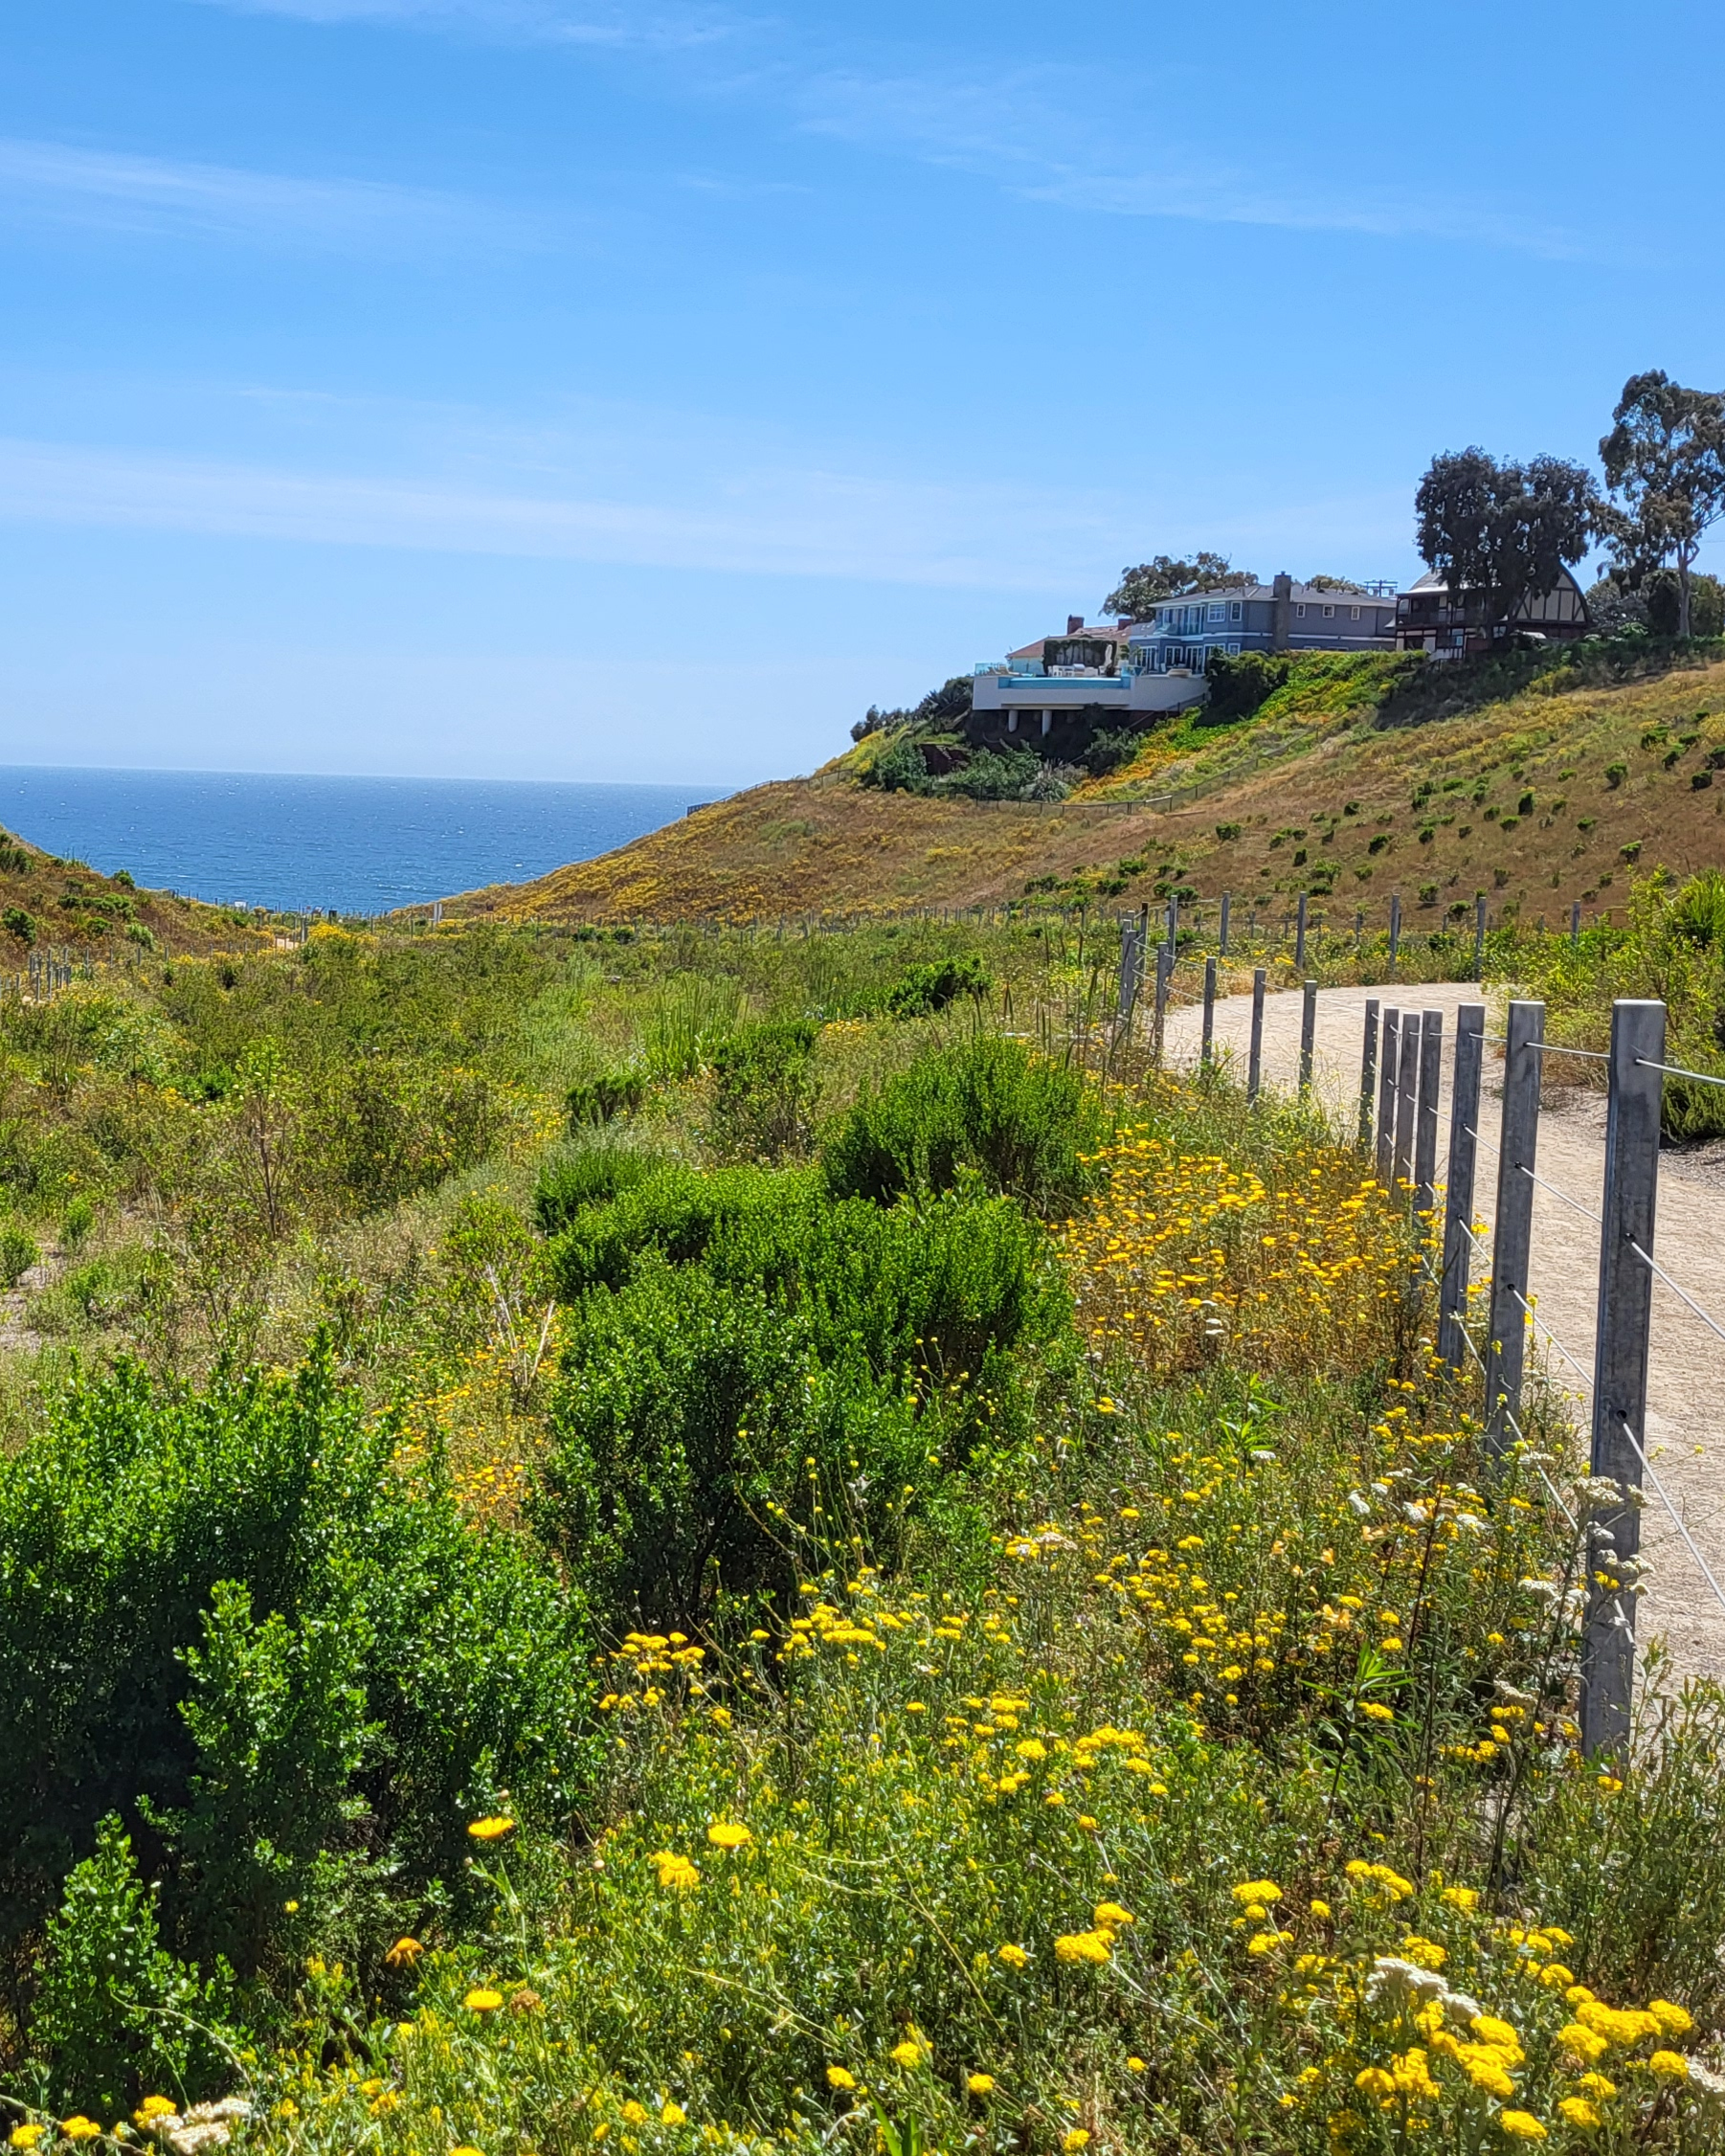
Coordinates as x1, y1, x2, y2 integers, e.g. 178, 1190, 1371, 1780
1129, 573, 1399, 673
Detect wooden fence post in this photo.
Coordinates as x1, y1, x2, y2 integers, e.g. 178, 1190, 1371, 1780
1201, 956, 1218, 1066
1570, 901, 1581, 946
1414, 1009, 1444, 1224
1438, 1003, 1486, 1372
1116, 922, 1141, 1025
1220, 892, 1231, 955
1247, 968, 1266, 1104
1579, 998, 1666, 1761
1359, 998, 1379, 1149
1389, 893, 1401, 974
1153, 943, 1172, 1065
1295, 893, 1309, 975
1376, 1009, 1400, 1182
1392, 1011, 1420, 1192
1299, 978, 1317, 1093
1485, 998, 1545, 1456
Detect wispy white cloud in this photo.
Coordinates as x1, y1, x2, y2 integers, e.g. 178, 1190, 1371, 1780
795, 65, 1582, 258
0, 137, 521, 251
0, 430, 1131, 591
189, 0, 746, 50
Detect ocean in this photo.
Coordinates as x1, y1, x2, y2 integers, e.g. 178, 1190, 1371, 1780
0, 766, 728, 916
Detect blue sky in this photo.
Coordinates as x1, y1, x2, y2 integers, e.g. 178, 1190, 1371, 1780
1, 0, 1721, 785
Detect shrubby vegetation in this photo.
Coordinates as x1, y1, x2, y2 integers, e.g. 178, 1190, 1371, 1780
2, 914, 1725, 2154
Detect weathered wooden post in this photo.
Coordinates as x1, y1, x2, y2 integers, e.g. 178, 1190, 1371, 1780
1247, 967, 1266, 1104
1392, 1010, 1420, 1192
1153, 942, 1172, 1065
1570, 900, 1581, 946
1473, 895, 1487, 981
1485, 999, 1545, 1455
1388, 893, 1402, 974
1413, 1009, 1444, 1225
1438, 1003, 1486, 1372
1376, 1009, 1400, 1182
1579, 999, 1666, 1760
1201, 955, 1218, 1066
1298, 978, 1317, 1093
1359, 998, 1379, 1149
1220, 892, 1231, 955
1295, 893, 1309, 975
1116, 921, 1141, 1025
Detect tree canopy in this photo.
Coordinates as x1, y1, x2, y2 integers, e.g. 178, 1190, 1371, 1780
1100, 553, 1256, 618
1414, 448, 1599, 631
1600, 370, 1725, 639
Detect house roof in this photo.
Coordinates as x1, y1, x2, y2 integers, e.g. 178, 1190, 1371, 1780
1138, 581, 1386, 611
1402, 566, 1585, 598
1007, 624, 1133, 661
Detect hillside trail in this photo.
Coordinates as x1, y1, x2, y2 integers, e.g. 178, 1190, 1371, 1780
1159, 981, 1725, 1693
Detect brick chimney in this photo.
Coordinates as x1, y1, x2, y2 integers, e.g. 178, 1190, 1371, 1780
1066, 615, 1085, 634
1271, 573, 1292, 653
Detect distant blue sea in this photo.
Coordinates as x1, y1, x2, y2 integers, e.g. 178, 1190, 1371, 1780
0, 767, 728, 915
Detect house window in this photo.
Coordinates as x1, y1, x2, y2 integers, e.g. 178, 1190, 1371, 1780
1227, 640, 1241, 655
1350, 606, 1360, 620
1208, 602, 1224, 622
1323, 604, 1335, 618
1295, 603, 1307, 618
1229, 600, 1242, 621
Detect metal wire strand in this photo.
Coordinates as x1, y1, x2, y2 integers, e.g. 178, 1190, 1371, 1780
1507, 1285, 1594, 1391
1615, 1414, 1725, 1620
1636, 1057, 1725, 1090
1515, 1159, 1603, 1227
1628, 1239, 1725, 1354
1482, 1037, 1612, 1062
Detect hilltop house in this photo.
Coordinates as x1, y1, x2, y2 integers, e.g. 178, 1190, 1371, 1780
1395, 567, 1591, 658
1129, 574, 1399, 674
967, 614, 1207, 750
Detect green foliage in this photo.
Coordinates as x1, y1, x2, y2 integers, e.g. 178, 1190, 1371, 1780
706, 1020, 818, 1162
820, 1036, 1104, 1214
882, 954, 992, 1020
1078, 728, 1141, 777
0, 1355, 594, 1993
1101, 552, 1251, 617
857, 737, 932, 795
4, 904, 37, 946
567, 1068, 649, 1126
29, 1816, 235, 2117
533, 1141, 667, 1234
1200, 648, 1294, 722
0, 1220, 38, 1288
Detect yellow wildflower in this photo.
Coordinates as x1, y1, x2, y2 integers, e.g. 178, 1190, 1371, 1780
706, 1823, 751, 1851
1054, 1931, 1112, 1965
997, 1944, 1029, 1969
1650, 2000, 1694, 2036
1400, 1935, 1446, 1970
463, 1988, 504, 2012
1557, 2099, 1601, 2128
59, 2124, 101, 2145
1093, 1902, 1134, 1930
136, 2101, 177, 2122
650, 1851, 701, 1892
1231, 1879, 1283, 1904
825, 2069, 857, 2092
385, 1936, 423, 1967
1557, 2023, 1608, 2065
966, 2075, 996, 2097
466, 1817, 515, 1841
891, 2041, 925, 2069
1496, 2114, 1547, 2142
661, 2103, 687, 2124
11, 2130, 45, 2150
1648, 2051, 1690, 2080
1355, 2068, 1395, 2101
1062, 2134, 1089, 2152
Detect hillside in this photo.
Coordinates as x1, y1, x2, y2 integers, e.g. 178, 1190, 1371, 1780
0, 825, 280, 967
451, 646, 1725, 929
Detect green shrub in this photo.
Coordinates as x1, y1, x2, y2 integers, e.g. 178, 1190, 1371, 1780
567, 1068, 649, 1126
706, 1019, 818, 1162
820, 1036, 1104, 1214
1200, 649, 1293, 722
533, 1265, 925, 1627
533, 1142, 666, 1235
858, 737, 932, 795
547, 1163, 792, 1301
28, 1815, 236, 2117
0, 1356, 594, 1991
4, 905, 36, 946
62, 1195, 94, 1249
1673, 868, 1725, 949
0, 1221, 37, 1288
882, 954, 993, 1020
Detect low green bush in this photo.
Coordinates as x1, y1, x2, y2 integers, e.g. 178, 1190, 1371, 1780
0, 1221, 37, 1289
0, 1353, 594, 2090
820, 1035, 1104, 1214
882, 954, 993, 1020
4, 905, 36, 946
567, 1068, 649, 1126
533, 1140, 668, 1235
706, 1019, 818, 1161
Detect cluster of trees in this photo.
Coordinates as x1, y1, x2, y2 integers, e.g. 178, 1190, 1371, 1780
1416, 370, 1725, 640
1098, 556, 1369, 616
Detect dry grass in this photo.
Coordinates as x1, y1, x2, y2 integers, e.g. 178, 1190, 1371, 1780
453, 659, 1725, 932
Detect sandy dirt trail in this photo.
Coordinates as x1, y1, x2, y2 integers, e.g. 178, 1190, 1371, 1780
1159, 981, 1725, 1690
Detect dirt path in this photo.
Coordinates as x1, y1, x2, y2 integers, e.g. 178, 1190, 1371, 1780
1160, 981, 1725, 1690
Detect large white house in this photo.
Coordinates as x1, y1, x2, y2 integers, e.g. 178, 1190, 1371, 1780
969, 615, 1207, 737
